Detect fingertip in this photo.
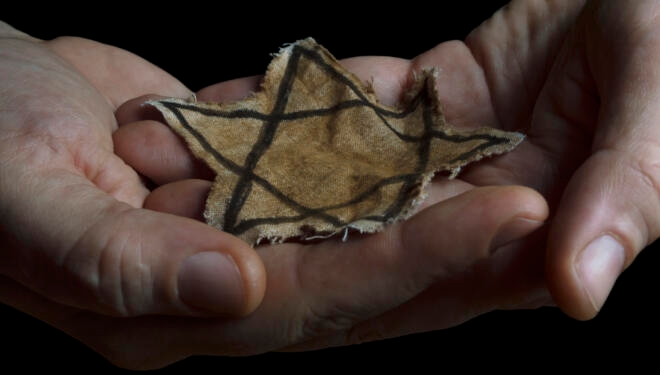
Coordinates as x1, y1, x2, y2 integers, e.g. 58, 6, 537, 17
455, 185, 549, 229
177, 251, 247, 315
237, 241, 268, 315
546, 244, 594, 320
144, 179, 211, 221
176, 228, 266, 316
545, 209, 599, 320
112, 209, 266, 317
491, 185, 550, 222
115, 94, 170, 125
544, 160, 633, 320
576, 234, 625, 318
547, 230, 627, 321
215, 234, 267, 316
476, 185, 549, 251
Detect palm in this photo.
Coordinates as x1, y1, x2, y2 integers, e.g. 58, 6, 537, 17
0, 35, 184, 287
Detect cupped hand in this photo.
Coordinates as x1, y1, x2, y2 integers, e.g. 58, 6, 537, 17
330, 0, 660, 321
460, 0, 660, 320
313, 0, 660, 322
0, 21, 548, 369
316, 0, 660, 323
118, 0, 660, 360
0, 21, 269, 364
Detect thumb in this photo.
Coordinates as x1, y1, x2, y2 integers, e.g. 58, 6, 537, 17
0, 174, 266, 317
545, 2, 660, 320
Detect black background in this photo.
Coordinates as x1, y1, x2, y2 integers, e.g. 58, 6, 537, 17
3, 2, 658, 371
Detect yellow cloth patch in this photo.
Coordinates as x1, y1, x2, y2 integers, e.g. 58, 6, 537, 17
149, 38, 523, 245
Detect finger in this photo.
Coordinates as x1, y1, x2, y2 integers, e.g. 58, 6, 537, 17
114, 94, 214, 184
113, 58, 416, 187
115, 77, 262, 124
46, 37, 192, 109
0, 169, 265, 317
258, 185, 547, 347
340, 56, 410, 106
115, 94, 172, 125
196, 75, 262, 102
142, 174, 472, 224
545, 2, 660, 319
341, 226, 552, 347
113, 120, 214, 185
144, 179, 211, 221
288, 230, 553, 351
283, 189, 550, 351
132, 185, 547, 356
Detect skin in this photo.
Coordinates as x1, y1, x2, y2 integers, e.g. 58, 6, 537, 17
2, 0, 659, 369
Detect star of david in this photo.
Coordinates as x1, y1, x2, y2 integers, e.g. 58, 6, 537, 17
149, 38, 523, 245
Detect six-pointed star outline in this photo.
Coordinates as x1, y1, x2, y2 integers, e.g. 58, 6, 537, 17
149, 38, 523, 245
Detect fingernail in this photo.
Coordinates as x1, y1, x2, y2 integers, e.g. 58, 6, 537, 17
576, 235, 625, 313
178, 252, 245, 314
491, 217, 544, 251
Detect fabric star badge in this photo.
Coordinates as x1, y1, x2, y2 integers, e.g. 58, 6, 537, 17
148, 38, 524, 246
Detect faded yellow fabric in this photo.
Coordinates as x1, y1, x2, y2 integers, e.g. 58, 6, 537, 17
149, 38, 524, 245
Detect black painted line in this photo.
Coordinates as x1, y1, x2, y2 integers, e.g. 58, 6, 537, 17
160, 42, 518, 238
223, 45, 305, 232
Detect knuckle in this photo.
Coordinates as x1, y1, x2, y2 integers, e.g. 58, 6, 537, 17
629, 156, 660, 240
65, 208, 155, 317
294, 302, 360, 343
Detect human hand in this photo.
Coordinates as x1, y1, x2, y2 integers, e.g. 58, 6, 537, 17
1, 20, 549, 368
6, 0, 660, 367
120, 0, 660, 344
0, 21, 269, 364
358, 0, 659, 320
456, 0, 660, 320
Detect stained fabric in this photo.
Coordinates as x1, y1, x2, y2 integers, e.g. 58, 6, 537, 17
149, 38, 524, 245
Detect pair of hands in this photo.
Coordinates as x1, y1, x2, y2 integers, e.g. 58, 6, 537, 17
2, 0, 658, 369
